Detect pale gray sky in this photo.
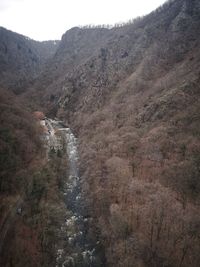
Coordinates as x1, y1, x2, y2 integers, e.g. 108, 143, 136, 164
0, 0, 167, 41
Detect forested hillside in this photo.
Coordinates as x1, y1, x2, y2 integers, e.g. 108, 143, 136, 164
0, 0, 200, 266
26, 0, 200, 266
0, 89, 67, 267
0, 27, 59, 93
0, 28, 62, 265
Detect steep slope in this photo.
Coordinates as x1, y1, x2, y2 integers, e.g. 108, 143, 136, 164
0, 27, 59, 93
0, 88, 42, 266
0, 89, 41, 192
0, 0, 199, 266
26, 27, 113, 111
0, 29, 65, 267
56, 0, 200, 115
0, 89, 66, 267
26, 0, 200, 266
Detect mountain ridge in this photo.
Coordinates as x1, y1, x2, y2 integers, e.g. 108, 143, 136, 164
0, 0, 200, 266
32, 1, 200, 266
0, 26, 60, 93
26, 0, 200, 116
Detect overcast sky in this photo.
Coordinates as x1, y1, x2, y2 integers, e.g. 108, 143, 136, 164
0, 0, 167, 41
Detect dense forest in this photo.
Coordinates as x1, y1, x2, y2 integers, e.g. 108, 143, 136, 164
0, 0, 200, 266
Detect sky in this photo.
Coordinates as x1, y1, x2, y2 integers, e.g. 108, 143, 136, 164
0, 0, 167, 41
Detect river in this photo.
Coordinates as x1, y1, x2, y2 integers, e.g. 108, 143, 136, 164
44, 118, 105, 267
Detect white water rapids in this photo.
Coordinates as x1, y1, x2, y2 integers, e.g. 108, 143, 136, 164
42, 118, 105, 267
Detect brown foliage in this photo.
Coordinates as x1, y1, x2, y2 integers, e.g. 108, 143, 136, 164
0, 88, 41, 193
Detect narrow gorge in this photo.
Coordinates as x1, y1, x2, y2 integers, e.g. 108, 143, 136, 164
0, 0, 200, 266
43, 118, 105, 267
